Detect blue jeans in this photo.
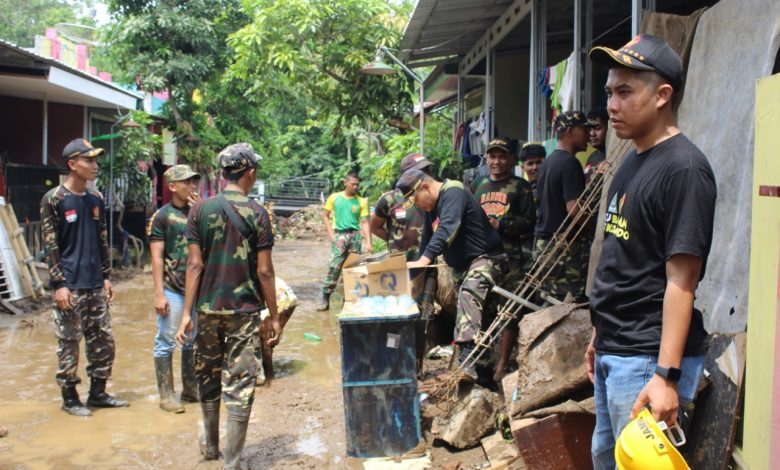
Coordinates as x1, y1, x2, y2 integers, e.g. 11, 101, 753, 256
591, 353, 705, 470
153, 289, 197, 358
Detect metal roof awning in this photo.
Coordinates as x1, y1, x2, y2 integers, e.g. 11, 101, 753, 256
0, 40, 142, 110
400, 0, 516, 66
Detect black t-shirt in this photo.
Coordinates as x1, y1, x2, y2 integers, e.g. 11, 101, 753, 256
420, 180, 504, 272
534, 149, 585, 238
40, 185, 109, 290
589, 134, 717, 356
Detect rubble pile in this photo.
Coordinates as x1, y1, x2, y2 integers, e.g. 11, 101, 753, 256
277, 205, 328, 240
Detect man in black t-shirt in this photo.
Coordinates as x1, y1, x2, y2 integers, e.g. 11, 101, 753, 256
586, 35, 717, 470
533, 111, 594, 303
398, 169, 506, 386
41, 138, 128, 417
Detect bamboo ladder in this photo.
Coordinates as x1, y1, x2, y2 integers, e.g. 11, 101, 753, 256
0, 197, 44, 300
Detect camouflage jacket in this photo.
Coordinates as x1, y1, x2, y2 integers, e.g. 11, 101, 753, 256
187, 190, 274, 314
470, 175, 537, 259
147, 203, 190, 293
40, 185, 110, 290
374, 189, 424, 261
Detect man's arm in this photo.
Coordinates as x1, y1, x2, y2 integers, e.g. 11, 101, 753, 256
41, 193, 73, 310
369, 213, 389, 241
321, 209, 334, 241
175, 243, 203, 345
631, 253, 702, 425
257, 249, 282, 346
149, 241, 169, 317
99, 195, 114, 301
420, 188, 465, 262
500, 182, 537, 238
360, 218, 372, 254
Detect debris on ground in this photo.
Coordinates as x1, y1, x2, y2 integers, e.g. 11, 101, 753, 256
0, 426, 8, 438
432, 385, 503, 449
511, 413, 595, 470
481, 431, 521, 468
277, 205, 328, 240
511, 304, 592, 416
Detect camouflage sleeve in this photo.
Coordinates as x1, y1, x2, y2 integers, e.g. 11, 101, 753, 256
187, 201, 203, 246
40, 190, 66, 289
374, 193, 390, 219
254, 205, 275, 250
500, 180, 537, 240
147, 208, 167, 241
99, 194, 111, 280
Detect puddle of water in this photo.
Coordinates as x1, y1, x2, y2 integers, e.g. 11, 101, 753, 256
0, 240, 350, 469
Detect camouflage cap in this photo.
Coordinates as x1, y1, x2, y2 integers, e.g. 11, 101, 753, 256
164, 164, 200, 182
218, 143, 261, 174
553, 111, 596, 134
62, 138, 105, 160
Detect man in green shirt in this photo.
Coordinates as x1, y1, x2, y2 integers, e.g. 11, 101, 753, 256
176, 143, 282, 468
470, 137, 537, 381
147, 164, 201, 413
315, 171, 371, 311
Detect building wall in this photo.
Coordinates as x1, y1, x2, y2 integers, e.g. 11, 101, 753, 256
494, 52, 529, 140
47, 102, 84, 167
744, 73, 780, 470
0, 96, 43, 165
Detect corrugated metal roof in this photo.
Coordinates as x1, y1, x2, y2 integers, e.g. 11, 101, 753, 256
0, 38, 143, 100
400, 0, 515, 64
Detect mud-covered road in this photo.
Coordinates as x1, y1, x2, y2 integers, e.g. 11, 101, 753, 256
0, 240, 366, 469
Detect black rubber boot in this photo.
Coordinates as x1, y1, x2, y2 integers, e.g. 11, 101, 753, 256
224, 412, 250, 470
86, 378, 129, 408
61, 386, 92, 417
314, 292, 330, 311
200, 400, 221, 460
180, 349, 200, 403
456, 342, 478, 382
155, 356, 184, 413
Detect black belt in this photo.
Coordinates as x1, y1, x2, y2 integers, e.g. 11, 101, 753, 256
335, 229, 359, 233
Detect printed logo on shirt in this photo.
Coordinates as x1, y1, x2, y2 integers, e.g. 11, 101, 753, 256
65, 209, 78, 223
352, 204, 358, 214
479, 192, 509, 218
92, 206, 100, 220
604, 193, 630, 240
394, 209, 407, 220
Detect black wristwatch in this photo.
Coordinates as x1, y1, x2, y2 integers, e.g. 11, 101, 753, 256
655, 366, 682, 382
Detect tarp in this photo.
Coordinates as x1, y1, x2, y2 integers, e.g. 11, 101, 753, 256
676, 0, 780, 333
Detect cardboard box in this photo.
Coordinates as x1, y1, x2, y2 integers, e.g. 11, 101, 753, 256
342, 251, 424, 303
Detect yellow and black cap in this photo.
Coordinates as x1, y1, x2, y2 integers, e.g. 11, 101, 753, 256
396, 168, 426, 198
486, 137, 514, 154
590, 34, 683, 90
62, 138, 105, 161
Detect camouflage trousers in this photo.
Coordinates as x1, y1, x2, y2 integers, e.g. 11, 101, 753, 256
453, 254, 508, 343
196, 313, 260, 413
53, 288, 115, 388
532, 236, 590, 304
322, 230, 363, 296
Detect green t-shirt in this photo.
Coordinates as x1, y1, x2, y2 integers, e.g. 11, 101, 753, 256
470, 174, 537, 259
187, 190, 275, 314
147, 203, 190, 293
324, 191, 368, 231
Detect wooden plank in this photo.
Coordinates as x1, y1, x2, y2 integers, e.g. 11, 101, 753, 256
683, 333, 747, 469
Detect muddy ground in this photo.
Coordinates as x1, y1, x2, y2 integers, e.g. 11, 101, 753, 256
0, 240, 489, 469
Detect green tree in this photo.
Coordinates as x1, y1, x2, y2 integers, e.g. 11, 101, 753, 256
0, 0, 77, 47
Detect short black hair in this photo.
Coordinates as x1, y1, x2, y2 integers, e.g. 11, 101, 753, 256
223, 167, 250, 181
587, 108, 609, 124
345, 170, 361, 181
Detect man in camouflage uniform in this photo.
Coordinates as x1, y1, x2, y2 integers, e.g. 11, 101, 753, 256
175, 143, 282, 468
519, 143, 547, 268
315, 171, 371, 311
399, 169, 506, 387
470, 137, 536, 381
147, 164, 201, 413
41, 138, 129, 417
369, 153, 430, 261
533, 111, 594, 304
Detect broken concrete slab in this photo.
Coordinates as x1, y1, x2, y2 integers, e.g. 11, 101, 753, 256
511, 305, 592, 417
432, 386, 503, 449
481, 431, 524, 469
511, 413, 595, 470
522, 397, 595, 419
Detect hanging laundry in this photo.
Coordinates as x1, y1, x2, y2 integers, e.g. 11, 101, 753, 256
557, 51, 578, 112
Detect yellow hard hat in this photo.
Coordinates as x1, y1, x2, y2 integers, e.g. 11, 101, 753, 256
615, 408, 690, 470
